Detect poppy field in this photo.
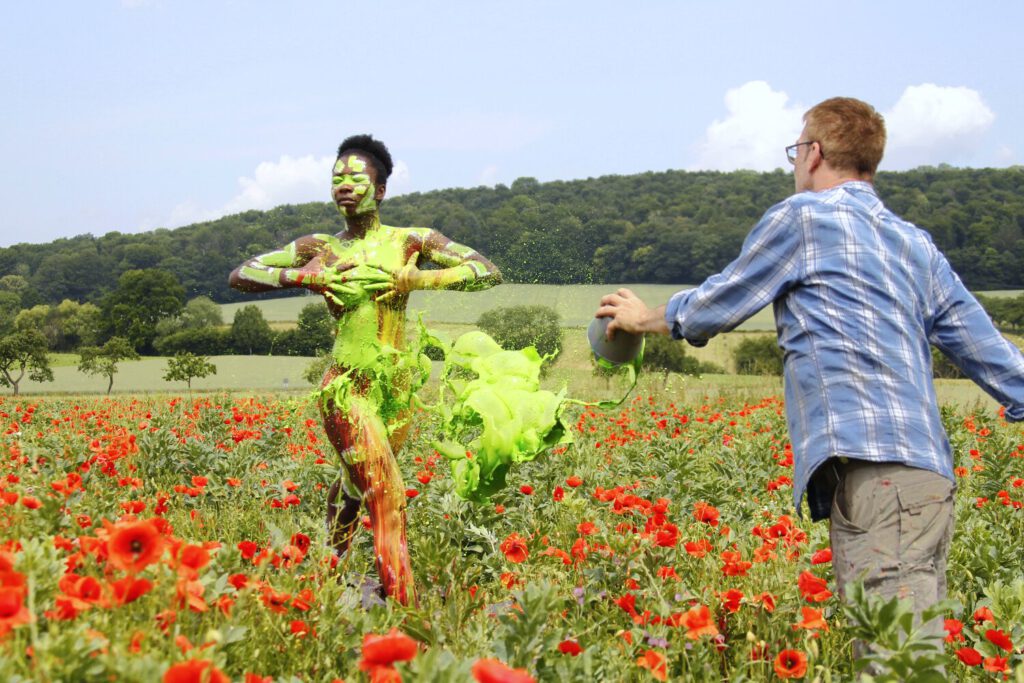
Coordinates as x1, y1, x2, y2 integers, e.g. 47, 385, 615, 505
0, 391, 1022, 681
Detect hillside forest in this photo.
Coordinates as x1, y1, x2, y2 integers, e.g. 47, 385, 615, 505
2, 166, 1022, 310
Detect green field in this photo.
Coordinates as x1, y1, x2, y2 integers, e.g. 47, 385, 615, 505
19, 333, 1015, 416
222, 284, 783, 329
222, 284, 1021, 329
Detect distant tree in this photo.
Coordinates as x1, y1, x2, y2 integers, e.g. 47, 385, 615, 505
303, 352, 332, 385
641, 334, 725, 383
477, 305, 562, 362
230, 305, 273, 355
732, 335, 784, 376
156, 295, 224, 337
16, 300, 102, 351
57, 300, 103, 350
931, 347, 965, 379
0, 330, 54, 396
296, 301, 334, 353
163, 352, 217, 391
78, 337, 139, 394
102, 269, 186, 353
277, 302, 335, 356
0, 291, 23, 336
154, 327, 231, 356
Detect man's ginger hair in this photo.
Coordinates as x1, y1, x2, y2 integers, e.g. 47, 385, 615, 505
803, 97, 886, 177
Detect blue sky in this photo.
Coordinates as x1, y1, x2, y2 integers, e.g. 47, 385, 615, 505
2, 0, 1021, 247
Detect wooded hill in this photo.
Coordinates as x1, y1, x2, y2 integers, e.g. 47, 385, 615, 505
4, 165, 1022, 307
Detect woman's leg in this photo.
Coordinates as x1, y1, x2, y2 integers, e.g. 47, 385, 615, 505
321, 396, 416, 606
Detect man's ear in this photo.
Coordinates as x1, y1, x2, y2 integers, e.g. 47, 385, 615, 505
375, 183, 387, 201
809, 143, 825, 173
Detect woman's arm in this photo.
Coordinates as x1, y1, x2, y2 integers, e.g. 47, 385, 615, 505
400, 229, 503, 293
229, 235, 329, 293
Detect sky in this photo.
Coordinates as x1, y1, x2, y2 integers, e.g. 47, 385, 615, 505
2, 0, 1021, 248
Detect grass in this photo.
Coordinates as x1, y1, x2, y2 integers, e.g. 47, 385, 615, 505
221, 285, 1022, 329
24, 324, 1015, 417
221, 284, 779, 331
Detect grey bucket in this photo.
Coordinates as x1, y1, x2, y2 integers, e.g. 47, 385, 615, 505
588, 317, 643, 366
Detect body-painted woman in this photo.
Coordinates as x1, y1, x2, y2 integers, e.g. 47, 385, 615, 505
229, 135, 501, 605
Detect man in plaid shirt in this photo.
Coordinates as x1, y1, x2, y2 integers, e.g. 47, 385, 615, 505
596, 97, 1024, 661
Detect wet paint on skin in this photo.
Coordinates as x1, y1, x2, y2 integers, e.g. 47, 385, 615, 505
232, 208, 504, 606
333, 156, 378, 216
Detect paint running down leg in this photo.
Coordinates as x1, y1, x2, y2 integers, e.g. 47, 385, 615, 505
322, 399, 416, 606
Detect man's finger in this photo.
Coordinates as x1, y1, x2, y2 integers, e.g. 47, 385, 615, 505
604, 317, 619, 341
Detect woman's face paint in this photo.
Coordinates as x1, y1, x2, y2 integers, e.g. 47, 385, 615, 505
332, 154, 380, 216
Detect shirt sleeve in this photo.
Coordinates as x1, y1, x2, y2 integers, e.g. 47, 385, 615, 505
665, 200, 804, 342
927, 251, 1024, 422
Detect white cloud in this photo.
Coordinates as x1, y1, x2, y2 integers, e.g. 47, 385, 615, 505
478, 164, 501, 186
220, 154, 334, 215
883, 84, 996, 168
387, 160, 411, 196
690, 81, 804, 172
120, 0, 154, 7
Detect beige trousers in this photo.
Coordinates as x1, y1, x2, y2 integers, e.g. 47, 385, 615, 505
829, 460, 955, 653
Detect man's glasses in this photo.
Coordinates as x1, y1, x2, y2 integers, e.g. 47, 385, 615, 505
785, 141, 822, 164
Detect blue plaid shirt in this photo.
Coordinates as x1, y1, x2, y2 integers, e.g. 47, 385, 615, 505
665, 181, 1024, 517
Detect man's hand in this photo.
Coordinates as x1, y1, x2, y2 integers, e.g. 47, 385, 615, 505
595, 288, 670, 339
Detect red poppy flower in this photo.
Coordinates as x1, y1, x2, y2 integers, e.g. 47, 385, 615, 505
237, 541, 258, 559
793, 606, 829, 632
956, 647, 983, 666
106, 519, 165, 574
163, 659, 230, 683
693, 501, 720, 526
719, 588, 743, 613
109, 576, 153, 605
359, 628, 418, 669
0, 583, 32, 631
810, 548, 832, 565
519, 485, 533, 495
773, 649, 808, 679
943, 618, 965, 643
797, 571, 832, 603
175, 545, 211, 578
552, 486, 564, 502
635, 650, 667, 681
682, 604, 719, 640
566, 476, 583, 488
654, 523, 679, 548
985, 628, 1014, 652
500, 534, 529, 564
557, 639, 583, 656
577, 522, 597, 536
972, 606, 995, 623
684, 539, 712, 557
983, 656, 1009, 673
471, 658, 535, 683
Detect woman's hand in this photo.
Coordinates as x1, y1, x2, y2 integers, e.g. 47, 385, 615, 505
377, 253, 422, 303
317, 264, 394, 308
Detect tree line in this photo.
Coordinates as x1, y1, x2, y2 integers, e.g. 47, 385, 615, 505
1, 166, 1021, 309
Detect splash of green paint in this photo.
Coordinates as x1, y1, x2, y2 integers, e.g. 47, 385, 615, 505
427, 329, 573, 501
